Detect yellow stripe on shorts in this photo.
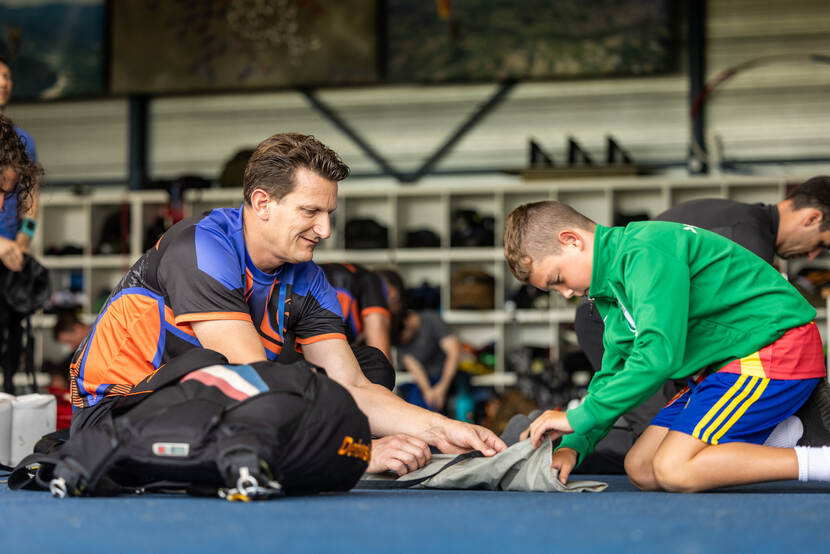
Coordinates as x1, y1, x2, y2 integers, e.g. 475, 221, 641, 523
700, 376, 761, 443
710, 377, 769, 445
692, 375, 748, 440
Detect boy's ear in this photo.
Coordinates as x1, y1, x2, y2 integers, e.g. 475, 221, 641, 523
557, 229, 584, 249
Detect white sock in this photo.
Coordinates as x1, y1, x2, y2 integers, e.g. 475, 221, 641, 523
794, 446, 830, 482
764, 415, 804, 447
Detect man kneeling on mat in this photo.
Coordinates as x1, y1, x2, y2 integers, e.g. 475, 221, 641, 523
67, 132, 505, 477
505, 201, 830, 492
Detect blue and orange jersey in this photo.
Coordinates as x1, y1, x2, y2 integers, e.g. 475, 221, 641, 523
69, 205, 347, 409
320, 263, 390, 342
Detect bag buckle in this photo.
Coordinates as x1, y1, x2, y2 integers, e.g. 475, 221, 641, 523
219, 466, 283, 501
49, 477, 68, 499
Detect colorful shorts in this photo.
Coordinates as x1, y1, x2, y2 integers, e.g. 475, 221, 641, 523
651, 373, 819, 445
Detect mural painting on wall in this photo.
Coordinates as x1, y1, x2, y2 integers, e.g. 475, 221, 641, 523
111, 0, 379, 94
0, 0, 105, 100
385, 0, 675, 83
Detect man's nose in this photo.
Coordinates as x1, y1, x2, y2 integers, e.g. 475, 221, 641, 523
313, 213, 331, 239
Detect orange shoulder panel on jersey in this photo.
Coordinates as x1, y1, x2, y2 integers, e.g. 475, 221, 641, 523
295, 332, 348, 345
360, 306, 391, 318
174, 311, 253, 324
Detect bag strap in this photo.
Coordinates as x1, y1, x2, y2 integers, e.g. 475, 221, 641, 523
44, 420, 127, 497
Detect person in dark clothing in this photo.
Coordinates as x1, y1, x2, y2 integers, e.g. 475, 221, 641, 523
320, 263, 403, 362
574, 175, 830, 473
0, 111, 42, 394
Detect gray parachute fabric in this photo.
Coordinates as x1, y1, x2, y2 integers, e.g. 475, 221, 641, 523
357, 439, 607, 493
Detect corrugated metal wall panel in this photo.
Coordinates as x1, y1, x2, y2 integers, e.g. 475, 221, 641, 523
705, 0, 830, 164
5, 1, 829, 184
7, 100, 128, 182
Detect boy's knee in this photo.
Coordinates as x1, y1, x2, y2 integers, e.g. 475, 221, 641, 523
624, 449, 658, 491
652, 449, 696, 493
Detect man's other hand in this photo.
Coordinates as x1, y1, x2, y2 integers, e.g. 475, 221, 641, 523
366, 434, 432, 475
423, 419, 507, 457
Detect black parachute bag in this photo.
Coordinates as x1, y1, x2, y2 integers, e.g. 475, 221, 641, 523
7, 348, 371, 500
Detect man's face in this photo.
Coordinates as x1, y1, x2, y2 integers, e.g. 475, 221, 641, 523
777, 225, 830, 260
778, 209, 830, 260
265, 167, 337, 265
527, 244, 593, 299
0, 61, 11, 108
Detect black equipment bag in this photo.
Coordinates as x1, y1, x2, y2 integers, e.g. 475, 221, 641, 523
7, 349, 371, 500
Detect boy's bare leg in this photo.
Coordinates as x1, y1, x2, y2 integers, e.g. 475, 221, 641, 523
624, 425, 669, 490
650, 431, 799, 492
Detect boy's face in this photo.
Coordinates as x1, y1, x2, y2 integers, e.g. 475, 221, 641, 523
527, 231, 593, 299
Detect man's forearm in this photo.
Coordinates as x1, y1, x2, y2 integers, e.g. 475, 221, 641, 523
346, 379, 446, 439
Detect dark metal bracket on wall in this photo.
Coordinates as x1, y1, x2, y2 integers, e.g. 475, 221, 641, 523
688, 0, 707, 174
299, 79, 516, 184
128, 95, 149, 190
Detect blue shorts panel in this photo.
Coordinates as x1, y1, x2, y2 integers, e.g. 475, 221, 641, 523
650, 373, 819, 445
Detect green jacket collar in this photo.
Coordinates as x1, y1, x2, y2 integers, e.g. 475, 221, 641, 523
587, 224, 619, 301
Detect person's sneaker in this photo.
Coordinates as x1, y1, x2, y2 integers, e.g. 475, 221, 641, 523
796, 379, 830, 447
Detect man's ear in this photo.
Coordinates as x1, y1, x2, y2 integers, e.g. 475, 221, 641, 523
803, 208, 823, 228
249, 189, 272, 219
557, 229, 583, 249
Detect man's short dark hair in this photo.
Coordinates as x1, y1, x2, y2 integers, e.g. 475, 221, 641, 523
242, 133, 350, 204
0, 112, 42, 219
787, 176, 830, 231
53, 309, 83, 341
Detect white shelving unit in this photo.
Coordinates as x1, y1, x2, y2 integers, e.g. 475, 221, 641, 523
29, 188, 170, 367
185, 173, 828, 387
26, 174, 827, 387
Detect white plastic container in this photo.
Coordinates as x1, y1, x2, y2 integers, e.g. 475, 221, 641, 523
0, 393, 13, 466
10, 394, 56, 466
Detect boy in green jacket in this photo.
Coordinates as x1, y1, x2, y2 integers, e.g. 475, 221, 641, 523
505, 200, 830, 492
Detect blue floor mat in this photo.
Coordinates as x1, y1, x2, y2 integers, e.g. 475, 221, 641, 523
2, 476, 829, 553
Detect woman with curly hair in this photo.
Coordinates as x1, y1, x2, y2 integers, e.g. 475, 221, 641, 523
0, 109, 43, 394
0, 110, 42, 272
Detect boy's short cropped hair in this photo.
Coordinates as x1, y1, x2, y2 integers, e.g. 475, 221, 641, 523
504, 201, 595, 282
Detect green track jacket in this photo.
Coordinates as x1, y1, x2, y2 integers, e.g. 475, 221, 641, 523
560, 222, 817, 462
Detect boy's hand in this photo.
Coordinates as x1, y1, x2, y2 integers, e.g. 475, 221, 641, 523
551, 447, 578, 484
527, 409, 574, 448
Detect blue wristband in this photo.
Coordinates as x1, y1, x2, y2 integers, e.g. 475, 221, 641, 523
20, 217, 37, 238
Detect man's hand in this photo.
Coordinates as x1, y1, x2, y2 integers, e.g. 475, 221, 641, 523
422, 419, 507, 456
431, 382, 449, 411
551, 447, 578, 484
524, 409, 574, 448
0, 236, 23, 271
366, 434, 432, 475
422, 387, 440, 410
423, 386, 448, 411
